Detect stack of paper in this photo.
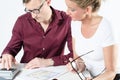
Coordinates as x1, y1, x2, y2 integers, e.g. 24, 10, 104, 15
15, 66, 68, 80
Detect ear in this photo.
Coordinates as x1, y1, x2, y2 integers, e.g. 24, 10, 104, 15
85, 6, 92, 15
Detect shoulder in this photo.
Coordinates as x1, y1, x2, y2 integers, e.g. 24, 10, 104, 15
17, 13, 31, 20
101, 18, 112, 29
51, 7, 71, 20
100, 17, 113, 33
99, 18, 115, 46
55, 9, 69, 17
13, 13, 32, 30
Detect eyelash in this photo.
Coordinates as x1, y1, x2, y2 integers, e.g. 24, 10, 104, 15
71, 9, 76, 12
68, 8, 76, 12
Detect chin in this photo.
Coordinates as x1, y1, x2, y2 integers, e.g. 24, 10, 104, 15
71, 18, 75, 20
72, 18, 82, 21
72, 18, 78, 21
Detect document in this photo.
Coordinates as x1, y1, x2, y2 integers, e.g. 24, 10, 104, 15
15, 65, 68, 80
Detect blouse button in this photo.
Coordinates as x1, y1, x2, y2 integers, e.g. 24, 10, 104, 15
43, 48, 45, 51
43, 36, 45, 38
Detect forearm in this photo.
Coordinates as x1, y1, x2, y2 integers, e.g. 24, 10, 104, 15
93, 70, 116, 80
2, 45, 21, 57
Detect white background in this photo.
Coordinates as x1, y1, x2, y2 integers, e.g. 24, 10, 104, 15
0, 0, 120, 68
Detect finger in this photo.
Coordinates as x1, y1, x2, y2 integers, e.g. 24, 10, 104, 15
25, 63, 31, 69
5, 55, 14, 70
12, 58, 18, 67
1, 58, 5, 68
2, 57, 9, 69
25, 61, 36, 69
27, 65, 39, 69
0, 58, 2, 63
69, 58, 73, 62
4, 58, 9, 70
86, 77, 92, 80
25, 63, 37, 69
25, 64, 32, 69
66, 63, 73, 71
14, 59, 18, 64
5, 58, 11, 70
1, 54, 13, 70
7, 55, 14, 70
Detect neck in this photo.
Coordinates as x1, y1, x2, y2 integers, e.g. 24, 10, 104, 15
82, 13, 100, 27
42, 7, 52, 24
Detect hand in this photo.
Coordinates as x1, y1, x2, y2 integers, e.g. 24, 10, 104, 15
25, 57, 54, 69
66, 58, 85, 72
86, 77, 93, 80
1, 53, 16, 70
75, 58, 86, 72
66, 58, 75, 72
0, 58, 1, 63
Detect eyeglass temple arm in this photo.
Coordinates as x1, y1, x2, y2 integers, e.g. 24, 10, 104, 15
72, 50, 94, 62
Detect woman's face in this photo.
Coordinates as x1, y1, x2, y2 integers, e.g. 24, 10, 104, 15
65, 0, 87, 21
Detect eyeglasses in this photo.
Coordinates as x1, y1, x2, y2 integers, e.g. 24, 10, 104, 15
70, 50, 94, 80
24, 0, 45, 14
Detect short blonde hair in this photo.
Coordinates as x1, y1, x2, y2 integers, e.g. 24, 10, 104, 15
70, 0, 101, 12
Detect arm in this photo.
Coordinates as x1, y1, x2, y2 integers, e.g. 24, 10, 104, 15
1, 18, 23, 69
93, 45, 117, 80
0, 57, 1, 63
2, 18, 23, 57
66, 37, 86, 73
52, 23, 73, 66
51, 15, 73, 66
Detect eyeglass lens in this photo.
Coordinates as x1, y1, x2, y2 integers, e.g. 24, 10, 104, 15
24, 0, 45, 14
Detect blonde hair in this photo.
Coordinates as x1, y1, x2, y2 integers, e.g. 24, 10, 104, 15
70, 0, 101, 12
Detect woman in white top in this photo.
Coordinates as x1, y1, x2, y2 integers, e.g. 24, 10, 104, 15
65, 0, 117, 80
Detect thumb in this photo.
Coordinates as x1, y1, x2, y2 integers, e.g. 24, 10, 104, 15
69, 58, 73, 62
13, 58, 18, 64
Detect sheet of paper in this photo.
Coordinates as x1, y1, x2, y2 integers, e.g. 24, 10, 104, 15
15, 65, 68, 80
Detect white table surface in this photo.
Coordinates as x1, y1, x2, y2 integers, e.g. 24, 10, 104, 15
0, 63, 120, 80
13, 63, 80, 80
